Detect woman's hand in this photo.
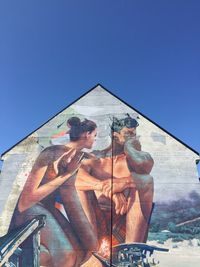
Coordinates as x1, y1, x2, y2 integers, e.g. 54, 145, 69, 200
59, 151, 84, 180
53, 148, 76, 175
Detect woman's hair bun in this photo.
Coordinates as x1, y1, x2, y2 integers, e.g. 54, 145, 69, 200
69, 117, 97, 141
67, 117, 81, 127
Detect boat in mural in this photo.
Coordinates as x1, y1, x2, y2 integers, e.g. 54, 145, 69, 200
93, 243, 169, 267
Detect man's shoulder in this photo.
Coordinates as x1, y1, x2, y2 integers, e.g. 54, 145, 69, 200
81, 152, 102, 167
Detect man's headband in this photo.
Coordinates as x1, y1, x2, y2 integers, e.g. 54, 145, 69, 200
111, 114, 139, 133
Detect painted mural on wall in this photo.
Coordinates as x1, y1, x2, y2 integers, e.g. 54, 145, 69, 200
0, 86, 199, 267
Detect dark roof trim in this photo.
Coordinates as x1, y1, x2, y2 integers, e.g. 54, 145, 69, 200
1, 83, 199, 157
100, 84, 199, 156
1, 84, 99, 157
102, 85, 199, 156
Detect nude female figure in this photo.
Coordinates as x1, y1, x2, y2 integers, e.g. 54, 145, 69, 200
12, 117, 97, 267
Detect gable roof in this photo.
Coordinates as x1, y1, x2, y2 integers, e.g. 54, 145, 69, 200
1, 83, 199, 157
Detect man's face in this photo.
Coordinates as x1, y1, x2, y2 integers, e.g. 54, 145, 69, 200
114, 127, 136, 145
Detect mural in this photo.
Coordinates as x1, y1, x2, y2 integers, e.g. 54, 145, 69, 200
0, 86, 199, 267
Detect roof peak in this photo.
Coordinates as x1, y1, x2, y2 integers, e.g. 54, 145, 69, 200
1, 83, 199, 157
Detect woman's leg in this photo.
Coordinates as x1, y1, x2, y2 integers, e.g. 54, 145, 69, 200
52, 206, 86, 266
40, 244, 53, 267
59, 185, 99, 252
15, 204, 77, 267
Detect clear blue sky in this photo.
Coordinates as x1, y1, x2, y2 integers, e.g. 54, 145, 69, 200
0, 0, 200, 157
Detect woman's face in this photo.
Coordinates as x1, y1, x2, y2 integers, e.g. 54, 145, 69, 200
84, 128, 97, 149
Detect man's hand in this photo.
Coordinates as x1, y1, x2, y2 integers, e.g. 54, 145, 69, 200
113, 193, 128, 215
101, 177, 135, 198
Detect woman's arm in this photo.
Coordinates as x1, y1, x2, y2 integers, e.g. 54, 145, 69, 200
18, 148, 80, 212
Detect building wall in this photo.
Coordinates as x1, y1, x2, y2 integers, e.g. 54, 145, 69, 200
0, 86, 199, 266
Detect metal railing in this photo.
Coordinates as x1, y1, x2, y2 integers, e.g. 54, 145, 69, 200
0, 215, 46, 267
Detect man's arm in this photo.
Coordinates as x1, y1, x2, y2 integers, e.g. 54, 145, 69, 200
75, 159, 133, 215
76, 158, 135, 193
101, 177, 135, 198
124, 139, 154, 174
75, 159, 103, 191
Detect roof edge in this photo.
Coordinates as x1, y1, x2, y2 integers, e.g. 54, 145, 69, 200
1, 83, 199, 157
1, 83, 100, 157
99, 84, 199, 156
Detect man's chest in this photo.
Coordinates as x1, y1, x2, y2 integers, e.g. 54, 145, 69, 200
93, 155, 131, 179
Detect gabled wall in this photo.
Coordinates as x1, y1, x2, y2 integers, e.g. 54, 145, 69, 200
0, 85, 199, 267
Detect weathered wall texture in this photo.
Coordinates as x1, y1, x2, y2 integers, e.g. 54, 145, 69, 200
0, 85, 199, 266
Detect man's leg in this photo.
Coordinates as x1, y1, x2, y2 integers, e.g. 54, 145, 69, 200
125, 188, 145, 242
125, 174, 154, 243
137, 174, 154, 242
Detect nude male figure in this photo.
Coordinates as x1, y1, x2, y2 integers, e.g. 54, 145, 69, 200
75, 115, 154, 250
